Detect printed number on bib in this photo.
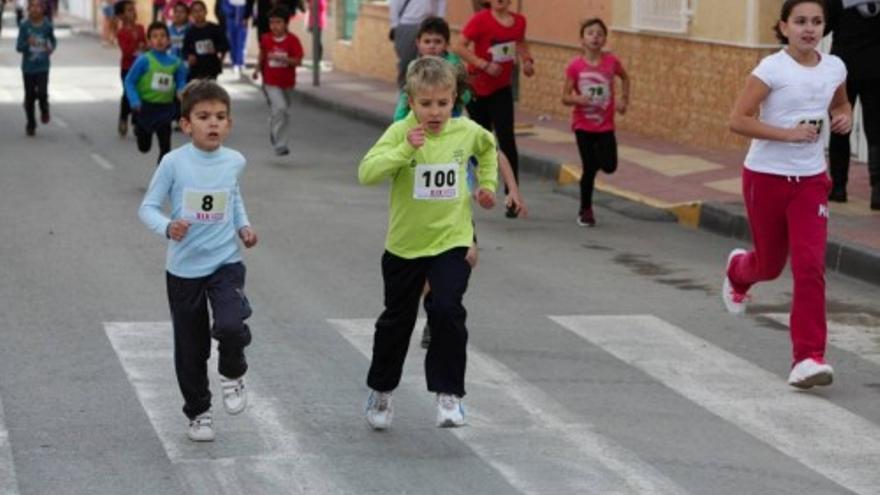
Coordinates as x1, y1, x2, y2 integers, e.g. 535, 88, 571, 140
151, 72, 173, 92
182, 188, 230, 223
579, 81, 610, 107
489, 41, 516, 63
195, 39, 215, 55
798, 117, 824, 133
268, 51, 289, 68
414, 163, 459, 200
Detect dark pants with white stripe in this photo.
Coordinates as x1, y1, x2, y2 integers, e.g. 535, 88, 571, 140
367, 247, 471, 397
166, 262, 252, 419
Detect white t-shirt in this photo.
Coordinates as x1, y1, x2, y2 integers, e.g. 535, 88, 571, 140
743, 49, 846, 176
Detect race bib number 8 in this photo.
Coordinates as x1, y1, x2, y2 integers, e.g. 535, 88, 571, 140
182, 188, 230, 223
489, 41, 516, 63
414, 163, 459, 200
151, 72, 173, 92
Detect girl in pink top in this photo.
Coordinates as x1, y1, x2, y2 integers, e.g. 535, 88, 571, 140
562, 18, 629, 227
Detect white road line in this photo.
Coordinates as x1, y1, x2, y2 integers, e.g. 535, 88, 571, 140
90, 153, 114, 171
104, 322, 339, 494
551, 314, 880, 495
764, 313, 880, 366
328, 318, 686, 495
0, 395, 21, 495
53, 116, 69, 129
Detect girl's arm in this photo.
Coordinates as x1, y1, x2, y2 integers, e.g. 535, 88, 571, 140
516, 40, 534, 77
561, 77, 587, 107
453, 34, 488, 70
729, 75, 816, 143
497, 150, 528, 217
828, 82, 853, 134
616, 64, 630, 114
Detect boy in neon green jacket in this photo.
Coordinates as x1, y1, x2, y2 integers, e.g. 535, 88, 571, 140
359, 56, 497, 430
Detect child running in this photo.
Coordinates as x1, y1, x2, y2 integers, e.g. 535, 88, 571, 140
138, 79, 258, 442
167, 1, 191, 59
252, 6, 303, 156
115, 0, 146, 137
726, 0, 851, 389
183, 1, 228, 81
16, 0, 56, 137
562, 17, 629, 227
359, 56, 498, 430
124, 21, 189, 163
455, 0, 534, 218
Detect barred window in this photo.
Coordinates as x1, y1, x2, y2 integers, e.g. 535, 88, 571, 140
631, 0, 692, 33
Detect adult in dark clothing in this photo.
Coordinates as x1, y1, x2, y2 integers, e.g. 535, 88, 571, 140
388, 0, 446, 88
183, 0, 229, 80
826, 0, 880, 209
246, 0, 302, 38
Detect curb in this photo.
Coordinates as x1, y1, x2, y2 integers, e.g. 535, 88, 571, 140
289, 86, 880, 287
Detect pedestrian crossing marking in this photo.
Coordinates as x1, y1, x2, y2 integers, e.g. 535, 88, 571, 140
328, 318, 687, 495
0, 395, 21, 495
104, 322, 340, 494
550, 314, 880, 495
763, 313, 880, 366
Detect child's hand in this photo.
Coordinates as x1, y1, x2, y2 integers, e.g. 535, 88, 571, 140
407, 124, 426, 148
617, 99, 628, 115
484, 61, 502, 78
476, 188, 495, 209
187, 54, 196, 66
239, 226, 258, 248
788, 123, 819, 143
28, 35, 37, 46
252, 69, 260, 81
830, 112, 852, 135
505, 191, 528, 218
167, 219, 191, 241
465, 243, 479, 268
522, 59, 535, 77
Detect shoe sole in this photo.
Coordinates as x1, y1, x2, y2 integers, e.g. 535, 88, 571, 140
187, 434, 215, 442
437, 418, 465, 428
366, 418, 390, 430
224, 401, 246, 415
789, 371, 833, 389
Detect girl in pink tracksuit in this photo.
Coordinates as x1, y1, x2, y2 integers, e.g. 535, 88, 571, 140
726, 0, 852, 389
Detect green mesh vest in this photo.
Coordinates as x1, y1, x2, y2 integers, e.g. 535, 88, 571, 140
136, 52, 179, 104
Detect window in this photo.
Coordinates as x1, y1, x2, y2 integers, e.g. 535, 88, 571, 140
631, 0, 692, 33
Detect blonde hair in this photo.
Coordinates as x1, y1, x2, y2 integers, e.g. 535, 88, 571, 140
405, 56, 458, 99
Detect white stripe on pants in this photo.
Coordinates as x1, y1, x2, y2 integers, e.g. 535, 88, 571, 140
262, 85, 293, 151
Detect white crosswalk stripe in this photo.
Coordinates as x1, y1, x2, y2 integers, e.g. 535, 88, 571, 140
763, 313, 880, 367
328, 318, 688, 495
104, 322, 340, 494
0, 395, 20, 495
550, 314, 880, 495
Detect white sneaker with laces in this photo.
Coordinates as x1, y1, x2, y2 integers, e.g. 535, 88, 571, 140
365, 390, 393, 430
220, 376, 247, 415
788, 358, 834, 389
722, 248, 749, 315
187, 411, 215, 442
436, 394, 465, 428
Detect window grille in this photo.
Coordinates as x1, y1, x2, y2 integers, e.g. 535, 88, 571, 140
631, 0, 692, 33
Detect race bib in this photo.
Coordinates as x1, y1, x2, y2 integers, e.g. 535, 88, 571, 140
579, 81, 610, 106
229, 0, 246, 5
170, 34, 184, 51
195, 39, 215, 55
414, 163, 459, 200
182, 188, 230, 223
267, 50, 289, 68
150, 72, 173, 92
489, 41, 516, 63
798, 117, 824, 133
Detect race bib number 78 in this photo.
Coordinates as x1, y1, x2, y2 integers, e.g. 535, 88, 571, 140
414, 163, 459, 200
182, 188, 230, 223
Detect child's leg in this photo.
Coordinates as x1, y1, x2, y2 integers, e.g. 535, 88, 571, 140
166, 272, 213, 419
120, 69, 131, 123
36, 71, 49, 118
206, 262, 252, 380
366, 251, 427, 392
488, 86, 519, 191
424, 247, 471, 397
22, 73, 37, 129
263, 85, 288, 150
728, 169, 791, 294
575, 130, 601, 212
786, 175, 830, 364
156, 122, 172, 163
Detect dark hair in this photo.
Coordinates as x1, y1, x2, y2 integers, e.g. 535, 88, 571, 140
418, 16, 450, 42
113, 0, 132, 17
580, 17, 608, 38
172, 1, 189, 13
180, 79, 231, 119
147, 21, 169, 38
190, 0, 207, 11
267, 6, 290, 21
773, 0, 825, 44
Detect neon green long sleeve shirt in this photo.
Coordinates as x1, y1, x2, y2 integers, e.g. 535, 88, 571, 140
359, 112, 498, 259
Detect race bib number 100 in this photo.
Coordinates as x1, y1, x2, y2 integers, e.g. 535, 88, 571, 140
182, 188, 230, 223
414, 163, 459, 200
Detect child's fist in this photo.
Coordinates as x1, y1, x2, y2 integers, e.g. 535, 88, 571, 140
407, 125, 426, 148
239, 226, 258, 248
167, 219, 191, 241
476, 188, 495, 209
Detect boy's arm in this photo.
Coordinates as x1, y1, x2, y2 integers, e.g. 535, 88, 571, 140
358, 124, 416, 185
16, 25, 27, 53
138, 161, 174, 237
231, 183, 250, 231
474, 128, 499, 192
124, 56, 147, 108
289, 37, 303, 66
174, 61, 189, 94
47, 25, 56, 51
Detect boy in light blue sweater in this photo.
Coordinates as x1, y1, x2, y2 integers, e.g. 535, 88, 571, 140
139, 80, 258, 442
16, 0, 55, 136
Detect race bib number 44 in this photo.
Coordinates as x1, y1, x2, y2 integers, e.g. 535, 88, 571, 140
182, 188, 230, 223
414, 163, 459, 200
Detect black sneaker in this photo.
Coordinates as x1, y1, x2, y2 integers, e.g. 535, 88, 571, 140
118, 119, 128, 137
25, 125, 35, 137
828, 186, 847, 203
505, 204, 518, 218
40, 111, 50, 124
420, 323, 431, 349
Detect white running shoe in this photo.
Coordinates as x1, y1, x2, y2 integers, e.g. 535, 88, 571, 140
220, 376, 247, 415
788, 358, 834, 389
436, 394, 465, 428
722, 248, 749, 315
365, 390, 393, 430
187, 411, 215, 442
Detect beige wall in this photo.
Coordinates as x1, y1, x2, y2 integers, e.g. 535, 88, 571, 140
690, 0, 746, 43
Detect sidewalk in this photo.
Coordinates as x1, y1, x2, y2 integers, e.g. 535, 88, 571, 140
289, 68, 880, 286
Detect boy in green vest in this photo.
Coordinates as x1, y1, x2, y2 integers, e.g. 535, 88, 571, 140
124, 21, 188, 163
